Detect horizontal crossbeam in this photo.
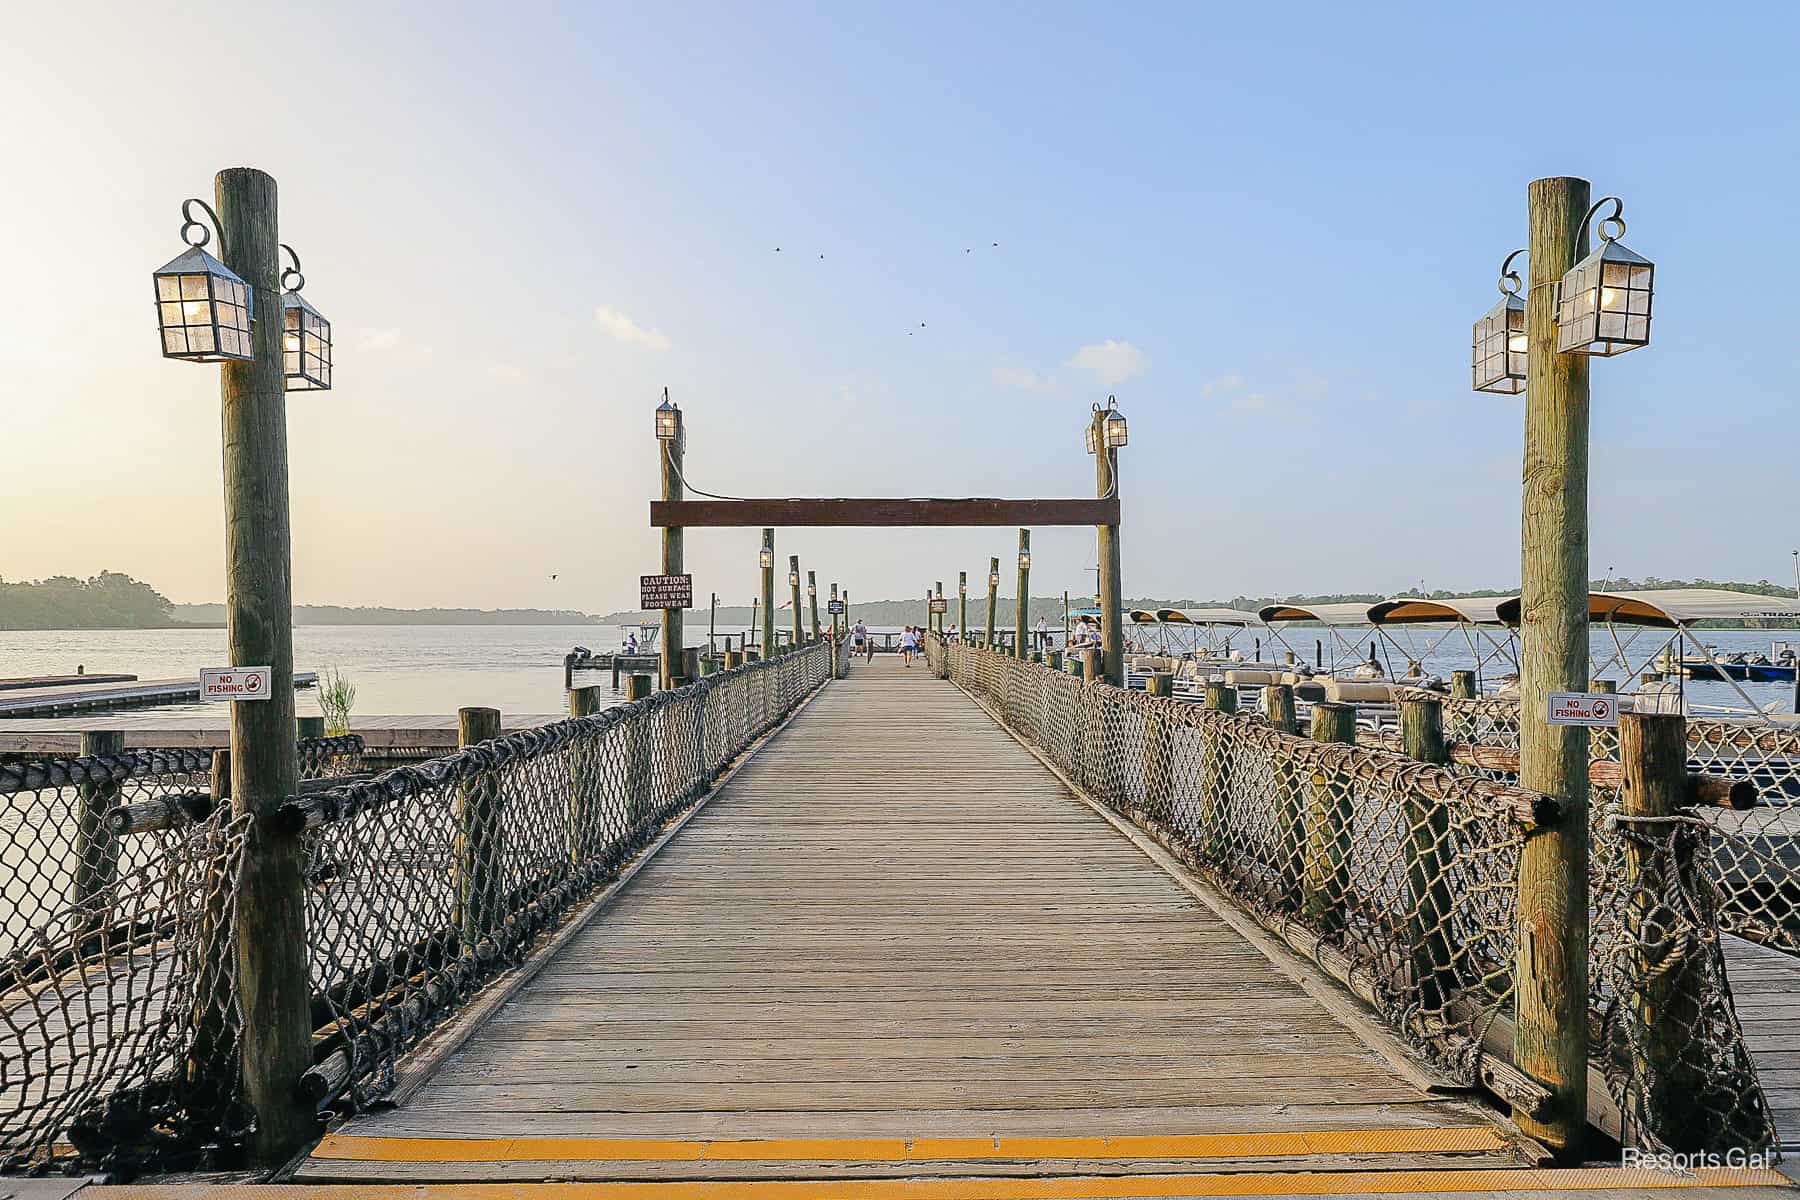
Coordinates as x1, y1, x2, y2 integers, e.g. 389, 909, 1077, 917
650, 497, 1119, 527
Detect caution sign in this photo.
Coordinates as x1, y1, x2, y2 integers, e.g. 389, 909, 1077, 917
929, 598, 948, 614
200, 666, 273, 702
828, 599, 846, 615
1547, 691, 1619, 727
640, 573, 693, 610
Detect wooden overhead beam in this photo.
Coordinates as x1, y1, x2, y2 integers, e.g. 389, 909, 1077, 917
650, 497, 1120, 528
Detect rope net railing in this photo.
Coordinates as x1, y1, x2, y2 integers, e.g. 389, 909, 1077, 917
279, 644, 828, 1119
938, 637, 1773, 1156
0, 645, 827, 1175
1405, 690, 1800, 960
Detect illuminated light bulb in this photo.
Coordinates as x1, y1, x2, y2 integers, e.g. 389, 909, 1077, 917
1601, 287, 1618, 306
1508, 334, 1527, 352
183, 300, 209, 323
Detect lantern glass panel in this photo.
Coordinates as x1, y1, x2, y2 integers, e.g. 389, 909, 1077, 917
655, 402, 679, 440
1471, 293, 1527, 394
988, 572, 1000, 588
1018, 553, 1031, 570
1556, 241, 1653, 355
1103, 411, 1128, 448
788, 572, 800, 588
1084, 424, 1098, 454
282, 293, 332, 391
759, 550, 773, 569
153, 246, 253, 363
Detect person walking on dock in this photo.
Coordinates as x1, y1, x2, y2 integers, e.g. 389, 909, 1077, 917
900, 625, 918, 667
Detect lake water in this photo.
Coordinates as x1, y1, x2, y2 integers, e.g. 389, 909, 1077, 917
0, 623, 1793, 720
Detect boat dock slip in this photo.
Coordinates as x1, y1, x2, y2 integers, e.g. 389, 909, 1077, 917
0, 671, 317, 717
0, 711, 563, 754
0, 673, 137, 692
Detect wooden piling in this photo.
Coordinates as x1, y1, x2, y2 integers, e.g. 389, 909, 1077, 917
216, 166, 313, 1162
808, 570, 820, 643
1080, 649, 1101, 682
1618, 710, 1710, 1144
454, 707, 504, 959
1265, 685, 1303, 909
1302, 702, 1356, 936
985, 557, 1000, 648
1516, 173, 1593, 1157
1144, 674, 1174, 823
1450, 669, 1478, 699
1400, 696, 1459, 1010
74, 730, 125, 915
569, 687, 604, 861
724, 649, 743, 670
958, 572, 968, 642
624, 675, 653, 825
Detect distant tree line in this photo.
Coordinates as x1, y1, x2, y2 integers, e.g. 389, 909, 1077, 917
0, 572, 177, 629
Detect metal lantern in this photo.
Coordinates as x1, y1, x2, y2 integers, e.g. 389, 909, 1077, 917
1556, 197, 1653, 356
988, 569, 1000, 589
807, 580, 816, 597
1472, 249, 1528, 394
1084, 422, 1098, 454
788, 557, 800, 589
154, 199, 253, 363
654, 389, 680, 440
759, 547, 773, 571
1018, 550, 1031, 571
279, 245, 331, 391
1102, 397, 1128, 448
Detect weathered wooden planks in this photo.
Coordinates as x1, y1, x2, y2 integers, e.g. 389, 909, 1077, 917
304, 656, 1518, 1183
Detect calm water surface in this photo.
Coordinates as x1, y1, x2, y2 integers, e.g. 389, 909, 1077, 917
0, 623, 1793, 719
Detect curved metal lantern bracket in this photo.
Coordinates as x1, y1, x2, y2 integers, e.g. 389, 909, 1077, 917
1498, 248, 1527, 296
279, 243, 306, 293
1580, 195, 1627, 245
179, 198, 226, 254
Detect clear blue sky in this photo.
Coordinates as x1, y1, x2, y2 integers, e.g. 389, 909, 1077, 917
3, 2, 1795, 609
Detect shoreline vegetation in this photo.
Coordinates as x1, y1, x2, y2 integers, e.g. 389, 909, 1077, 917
4, 571, 1796, 632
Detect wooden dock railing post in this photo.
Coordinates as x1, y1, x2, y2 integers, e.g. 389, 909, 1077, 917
958, 572, 968, 643
1400, 696, 1459, 1010
1619, 710, 1709, 1140
624, 675, 653, 825
187, 749, 235, 1096
1302, 702, 1356, 935
74, 730, 125, 917
808, 570, 820, 644
1144, 674, 1174, 822
789, 556, 804, 649
1014, 530, 1031, 661
455, 707, 504, 959
1451, 669, 1478, 700
1199, 682, 1237, 861
1265, 685, 1305, 909
1516, 173, 1593, 1157
569, 686, 604, 863
985, 557, 1000, 649
215, 166, 313, 1162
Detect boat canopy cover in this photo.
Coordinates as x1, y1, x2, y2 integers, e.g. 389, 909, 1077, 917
1367, 596, 1509, 626
1257, 601, 1378, 626
1127, 609, 1159, 624
1159, 607, 1260, 626
1494, 588, 1800, 628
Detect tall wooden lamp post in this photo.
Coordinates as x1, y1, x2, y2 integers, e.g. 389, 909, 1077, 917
807, 571, 820, 643
654, 392, 684, 688
1087, 398, 1128, 685
1473, 179, 1655, 1158
788, 555, 804, 650
152, 170, 330, 1161
759, 530, 775, 658
1014, 531, 1031, 660
984, 558, 1000, 649
958, 571, 968, 643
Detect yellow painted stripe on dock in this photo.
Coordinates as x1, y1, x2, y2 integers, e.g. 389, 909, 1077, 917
110, 1165, 1791, 1198
312, 1126, 1507, 1163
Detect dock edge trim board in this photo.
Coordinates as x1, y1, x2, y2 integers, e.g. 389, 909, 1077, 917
310, 1128, 1511, 1164
110, 1164, 1792, 1198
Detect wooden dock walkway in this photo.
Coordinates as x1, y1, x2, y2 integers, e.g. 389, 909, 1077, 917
71, 658, 1797, 1198
295, 656, 1528, 1186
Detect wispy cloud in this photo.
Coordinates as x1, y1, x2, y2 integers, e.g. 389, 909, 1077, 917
595, 305, 671, 352
351, 327, 432, 362
991, 364, 1057, 392
1065, 340, 1147, 388
1212, 373, 1319, 426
